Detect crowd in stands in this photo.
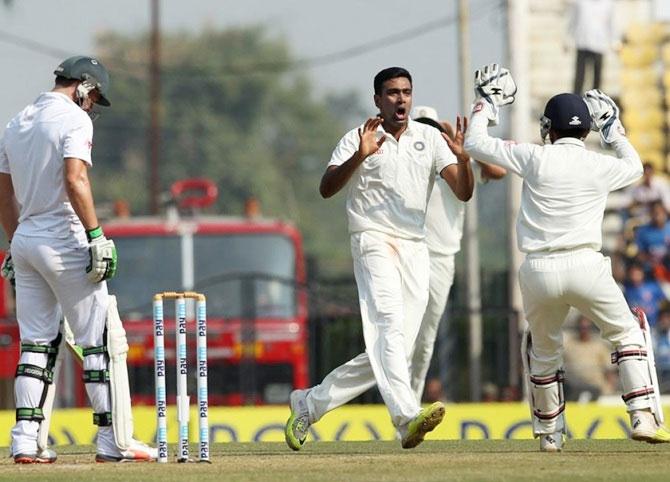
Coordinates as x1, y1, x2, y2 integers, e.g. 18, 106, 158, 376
563, 162, 670, 400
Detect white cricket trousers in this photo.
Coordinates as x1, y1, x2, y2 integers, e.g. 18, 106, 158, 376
519, 248, 644, 377
10, 233, 111, 455
306, 231, 430, 428
410, 253, 455, 403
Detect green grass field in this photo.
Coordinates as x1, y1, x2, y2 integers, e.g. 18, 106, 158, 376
1, 440, 669, 481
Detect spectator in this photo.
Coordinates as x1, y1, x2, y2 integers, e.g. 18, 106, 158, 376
654, 307, 670, 392
481, 382, 500, 402
634, 201, 670, 267
567, 0, 620, 94
422, 378, 447, 403
563, 316, 617, 401
626, 163, 670, 217
611, 252, 628, 290
624, 262, 667, 327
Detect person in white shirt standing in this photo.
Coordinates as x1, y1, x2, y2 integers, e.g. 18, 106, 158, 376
409, 105, 506, 404
568, 0, 620, 94
0, 56, 156, 463
464, 63, 670, 452
285, 67, 474, 450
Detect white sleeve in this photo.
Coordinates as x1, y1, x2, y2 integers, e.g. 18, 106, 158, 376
0, 136, 8, 174
431, 127, 456, 174
603, 138, 643, 191
328, 128, 359, 167
463, 103, 535, 177
62, 114, 93, 166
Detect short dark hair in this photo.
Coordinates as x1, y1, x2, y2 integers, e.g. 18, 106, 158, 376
55, 75, 78, 87
552, 127, 590, 140
374, 67, 412, 95
414, 117, 445, 133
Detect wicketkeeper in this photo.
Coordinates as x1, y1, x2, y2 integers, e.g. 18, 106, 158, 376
463, 63, 670, 451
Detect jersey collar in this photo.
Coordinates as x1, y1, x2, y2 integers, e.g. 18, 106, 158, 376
375, 119, 416, 138
553, 137, 585, 148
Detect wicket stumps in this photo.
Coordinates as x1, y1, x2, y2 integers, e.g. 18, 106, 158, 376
153, 291, 210, 463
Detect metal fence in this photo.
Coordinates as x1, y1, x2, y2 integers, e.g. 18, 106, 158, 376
307, 268, 523, 403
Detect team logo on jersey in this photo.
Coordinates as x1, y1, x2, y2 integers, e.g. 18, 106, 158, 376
569, 116, 582, 126
413, 141, 425, 151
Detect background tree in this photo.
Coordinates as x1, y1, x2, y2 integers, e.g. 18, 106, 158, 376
92, 26, 362, 274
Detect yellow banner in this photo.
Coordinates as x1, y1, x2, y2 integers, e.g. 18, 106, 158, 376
0, 402, 653, 447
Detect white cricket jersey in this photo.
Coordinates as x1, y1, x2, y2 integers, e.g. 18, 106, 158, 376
425, 162, 484, 256
464, 103, 642, 253
0, 92, 93, 240
329, 119, 456, 240
568, 0, 618, 54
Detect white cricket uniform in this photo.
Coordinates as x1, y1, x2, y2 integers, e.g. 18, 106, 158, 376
409, 169, 473, 402
0, 92, 114, 455
306, 119, 455, 428
465, 103, 649, 428
568, 0, 618, 55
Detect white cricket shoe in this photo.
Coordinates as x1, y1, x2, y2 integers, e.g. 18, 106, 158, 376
539, 432, 564, 452
96, 438, 158, 463
630, 409, 670, 444
285, 389, 312, 451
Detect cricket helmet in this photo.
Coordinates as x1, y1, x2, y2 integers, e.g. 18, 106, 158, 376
54, 56, 111, 106
540, 93, 590, 141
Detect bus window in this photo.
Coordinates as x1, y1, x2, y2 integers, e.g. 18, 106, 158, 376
193, 234, 296, 319
107, 236, 182, 319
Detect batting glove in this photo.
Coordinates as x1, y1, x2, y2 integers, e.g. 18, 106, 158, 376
583, 89, 625, 145
1, 244, 14, 288
86, 227, 117, 283
473, 63, 517, 126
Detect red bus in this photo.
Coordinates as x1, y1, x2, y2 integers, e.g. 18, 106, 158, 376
105, 213, 309, 406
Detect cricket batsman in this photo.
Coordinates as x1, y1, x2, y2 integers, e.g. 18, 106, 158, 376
463, 63, 670, 451
0, 56, 156, 463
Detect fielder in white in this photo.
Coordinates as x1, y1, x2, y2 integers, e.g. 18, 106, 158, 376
409, 106, 506, 403
463, 63, 670, 452
284, 67, 474, 450
0, 56, 156, 463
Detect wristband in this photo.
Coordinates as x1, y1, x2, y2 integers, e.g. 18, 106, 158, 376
86, 226, 103, 242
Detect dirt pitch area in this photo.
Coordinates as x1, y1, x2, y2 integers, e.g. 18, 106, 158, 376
1, 440, 669, 481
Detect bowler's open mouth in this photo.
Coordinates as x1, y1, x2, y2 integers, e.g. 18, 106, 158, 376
394, 107, 407, 121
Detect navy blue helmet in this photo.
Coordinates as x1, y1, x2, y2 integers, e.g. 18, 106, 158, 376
540, 93, 590, 141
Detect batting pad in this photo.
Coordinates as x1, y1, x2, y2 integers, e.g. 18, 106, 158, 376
107, 295, 134, 450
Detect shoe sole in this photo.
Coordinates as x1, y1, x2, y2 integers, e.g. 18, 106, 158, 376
632, 430, 670, 444
13, 454, 56, 464
402, 404, 446, 449
95, 453, 153, 463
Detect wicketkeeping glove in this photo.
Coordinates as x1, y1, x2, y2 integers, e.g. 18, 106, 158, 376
473, 63, 517, 126
1, 244, 14, 288
86, 227, 117, 283
583, 89, 626, 145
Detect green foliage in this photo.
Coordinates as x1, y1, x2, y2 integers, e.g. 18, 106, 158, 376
91, 26, 360, 274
